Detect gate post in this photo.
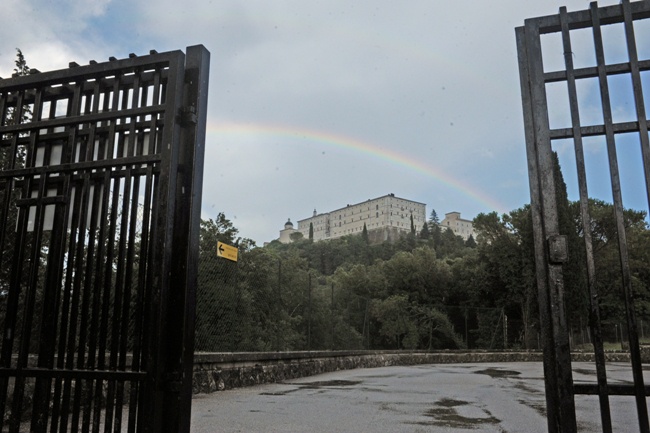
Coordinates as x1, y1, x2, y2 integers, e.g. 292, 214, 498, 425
517, 18, 577, 433
517, 1, 650, 432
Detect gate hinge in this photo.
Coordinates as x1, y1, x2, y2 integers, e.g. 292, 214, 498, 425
178, 106, 197, 126
548, 235, 568, 264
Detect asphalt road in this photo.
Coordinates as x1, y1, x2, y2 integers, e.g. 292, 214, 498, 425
190, 362, 649, 433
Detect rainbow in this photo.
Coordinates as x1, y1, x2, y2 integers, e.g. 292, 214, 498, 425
206, 121, 507, 213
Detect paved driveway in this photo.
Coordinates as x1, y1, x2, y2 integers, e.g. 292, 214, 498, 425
191, 362, 648, 432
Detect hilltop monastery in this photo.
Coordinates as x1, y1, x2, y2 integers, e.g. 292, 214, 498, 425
278, 193, 476, 244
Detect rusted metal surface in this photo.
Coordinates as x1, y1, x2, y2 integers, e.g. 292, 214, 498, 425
0, 45, 209, 432
518, 1, 650, 432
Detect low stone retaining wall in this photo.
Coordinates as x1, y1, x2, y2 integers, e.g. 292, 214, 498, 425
192, 349, 643, 394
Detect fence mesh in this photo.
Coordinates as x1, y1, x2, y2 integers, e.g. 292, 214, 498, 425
196, 251, 526, 352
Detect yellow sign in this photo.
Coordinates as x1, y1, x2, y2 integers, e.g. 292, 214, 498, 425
217, 241, 238, 262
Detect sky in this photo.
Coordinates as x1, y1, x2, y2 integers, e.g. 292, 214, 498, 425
1, 0, 648, 244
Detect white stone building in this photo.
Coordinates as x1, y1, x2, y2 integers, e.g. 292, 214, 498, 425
279, 194, 427, 244
278, 219, 298, 243
440, 211, 476, 241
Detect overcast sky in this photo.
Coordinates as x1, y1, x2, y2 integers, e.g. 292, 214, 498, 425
2, 0, 647, 244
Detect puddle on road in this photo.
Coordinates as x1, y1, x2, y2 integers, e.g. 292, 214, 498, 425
573, 368, 596, 376
259, 380, 362, 396
475, 368, 521, 378
409, 398, 501, 429
519, 398, 546, 418
296, 380, 362, 388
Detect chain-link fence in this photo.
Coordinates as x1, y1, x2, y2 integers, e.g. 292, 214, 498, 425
568, 320, 650, 351
195, 252, 533, 352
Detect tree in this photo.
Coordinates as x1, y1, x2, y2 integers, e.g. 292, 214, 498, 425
195, 214, 258, 351
472, 209, 537, 348
289, 231, 304, 242
361, 223, 369, 244
2, 49, 31, 168
419, 220, 430, 240
429, 209, 440, 226
436, 228, 466, 258
574, 199, 649, 325
308, 222, 314, 241
371, 294, 418, 349
428, 209, 442, 247
7, 49, 33, 125
410, 214, 415, 235
0, 50, 32, 314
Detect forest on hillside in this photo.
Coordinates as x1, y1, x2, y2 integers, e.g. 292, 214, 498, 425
195, 173, 650, 352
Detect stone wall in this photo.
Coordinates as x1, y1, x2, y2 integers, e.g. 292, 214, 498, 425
192, 349, 643, 394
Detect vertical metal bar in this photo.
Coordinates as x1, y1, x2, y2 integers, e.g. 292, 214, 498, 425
77, 78, 106, 433
0, 165, 30, 433
561, 7, 612, 432
75, 173, 104, 433
612, 2, 650, 430
104, 167, 132, 432
0, 95, 25, 432
126, 73, 141, 158
12, 172, 48, 433
92, 174, 121, 432
59, 174, 92, 433
143, 50, 185, 433
85, 171, 112, 433
621, 0, 650, 212
129, 166, 154, 433
31, 179, 70, 433
114, 172, 141, 432
41, 83, 80, 433
518, 17, 577, 432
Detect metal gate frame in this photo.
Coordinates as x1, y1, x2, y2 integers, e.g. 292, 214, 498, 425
518, 1, 650, 432
0, 45, 209, 432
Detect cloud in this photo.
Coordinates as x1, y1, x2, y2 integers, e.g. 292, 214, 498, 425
0, 0, 635, 242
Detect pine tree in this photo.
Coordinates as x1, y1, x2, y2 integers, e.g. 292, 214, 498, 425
429, 209, 440, 226
361, 223, 369, 244
419, 221, 430, 239
309, 222, 314, 241
8, 48, 33, 124
429, 208, 442, 247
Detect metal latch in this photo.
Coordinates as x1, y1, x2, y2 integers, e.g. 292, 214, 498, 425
178, 106, 197, 126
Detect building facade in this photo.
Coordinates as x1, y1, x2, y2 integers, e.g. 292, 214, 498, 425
280, 194, 427, 243
278, 219, 298, 243
440, 211, 476, 241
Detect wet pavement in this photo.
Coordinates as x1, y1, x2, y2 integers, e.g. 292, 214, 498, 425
190, 362, 650, 432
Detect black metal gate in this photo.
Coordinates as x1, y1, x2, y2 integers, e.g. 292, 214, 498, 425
0, 45, 209, 432
518, 1, 650, 432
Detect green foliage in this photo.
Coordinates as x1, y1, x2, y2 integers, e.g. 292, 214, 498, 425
290, 231, 304, 242
371, 295, 418, 349
419, 220, 430, 240
195, 187, 650, 352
